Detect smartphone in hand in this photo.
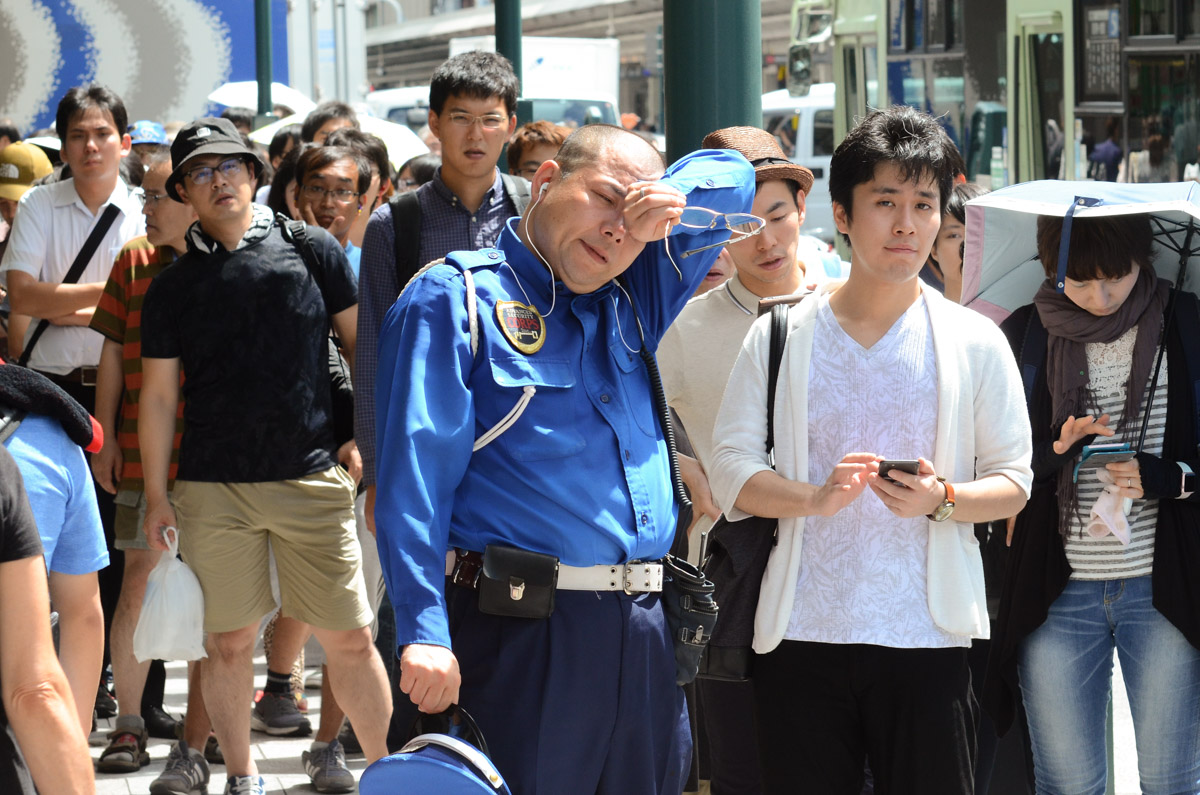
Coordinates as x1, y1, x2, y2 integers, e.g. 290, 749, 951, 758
878, 459, 920, 484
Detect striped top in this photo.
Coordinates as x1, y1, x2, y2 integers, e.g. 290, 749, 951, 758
89, 236, 184, 492
1065, 324, 1166, 579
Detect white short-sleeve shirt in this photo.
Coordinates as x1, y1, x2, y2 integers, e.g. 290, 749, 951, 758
0, 178, 144, 373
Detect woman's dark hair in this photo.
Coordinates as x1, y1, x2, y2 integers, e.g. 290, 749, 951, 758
829, 106, 960, 245
119, 148, 143, 187
398, 153, 441, 187
268, 124, 303, 164
1036, 213, 1156, 282
301, 102, 358, 143
945, 181, 989, 226
429, 50, 519, 117
55, 84, 128, 141
296, 146, 372, 195
266, 143, 316, 219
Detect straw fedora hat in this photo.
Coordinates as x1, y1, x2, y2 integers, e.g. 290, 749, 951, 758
702, 126, 814, 196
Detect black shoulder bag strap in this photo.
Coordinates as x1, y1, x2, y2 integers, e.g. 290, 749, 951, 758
17, 203, 121, 368
1018, 306, 1048, 406
389, 191, 422, 294
1173, 291, 1200, 437
499, 172, 531, 215
764, 302, 789, 466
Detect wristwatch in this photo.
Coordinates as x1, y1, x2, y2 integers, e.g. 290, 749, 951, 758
927, 477, 956, 522
1180, 462, 1195, 499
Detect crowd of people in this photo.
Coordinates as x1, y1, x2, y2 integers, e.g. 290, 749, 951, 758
1, 45, 1198, 795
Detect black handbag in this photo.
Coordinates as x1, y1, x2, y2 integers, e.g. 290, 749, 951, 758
696, 301, 790, 682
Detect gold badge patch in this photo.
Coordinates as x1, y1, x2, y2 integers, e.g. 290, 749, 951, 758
496, 300, 546, 354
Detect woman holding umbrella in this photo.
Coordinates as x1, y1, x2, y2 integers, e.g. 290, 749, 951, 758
987, 211, 1200, 794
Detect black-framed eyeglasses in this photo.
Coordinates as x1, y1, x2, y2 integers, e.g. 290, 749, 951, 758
137, 191, 173, 207
185, 158, 246, 186
673, 207, 766, 258
301, 184, 360, 204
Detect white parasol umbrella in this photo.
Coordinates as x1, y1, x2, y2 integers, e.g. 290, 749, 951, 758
962, 180, 1200, 324
250, 113, 429, 171
208, 81, 317, 115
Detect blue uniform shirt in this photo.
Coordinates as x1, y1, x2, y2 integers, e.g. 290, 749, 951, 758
375, 149, 754, 649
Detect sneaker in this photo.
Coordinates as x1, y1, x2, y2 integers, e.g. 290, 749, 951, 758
150, 740, 210, 795
204, 734, 224, 765
222, 775, 265, 795
302, 739, 355, 793
96, 716, 149, 773
249, 691, 311, 736
304, 668, 323, 690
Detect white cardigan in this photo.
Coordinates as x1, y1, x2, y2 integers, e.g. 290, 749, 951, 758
708, 285, 1034, 654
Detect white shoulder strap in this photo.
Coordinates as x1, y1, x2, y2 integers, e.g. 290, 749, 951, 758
397, 258, 532, 451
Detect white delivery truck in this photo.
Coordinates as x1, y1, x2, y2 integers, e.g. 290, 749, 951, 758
762, 84, 836, 244
366, 36, 621, 131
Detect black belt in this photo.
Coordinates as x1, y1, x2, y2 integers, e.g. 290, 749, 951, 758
36, 367, 99, 387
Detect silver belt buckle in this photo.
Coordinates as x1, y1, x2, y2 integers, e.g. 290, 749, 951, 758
623, 562, 653, 595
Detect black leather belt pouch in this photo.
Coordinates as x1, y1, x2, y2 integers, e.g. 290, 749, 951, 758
661, 555, 719, 685
477, 544, 559, 619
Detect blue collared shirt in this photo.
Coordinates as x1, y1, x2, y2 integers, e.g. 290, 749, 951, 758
374, 149, 754, 649
355, 168, 522, 487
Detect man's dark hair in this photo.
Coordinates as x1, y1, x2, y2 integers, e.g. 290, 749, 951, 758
268, 124, 303, 164
324, 127, 393, 185
296, 145, 372, 195
138, 146, 173, 172
301, 102, 358, 143
220, 106, 255, 132
507, 120, 570, 174
1036, 213, 1155, 282
554, 124, 664, 181
944, 181, 988, 226
829, 106, 959, 244
55, 84, 128, 141
119, 148, 144, 187
0, 120, 20, 143
429, 51, 519, 117
399, 153, 441, 187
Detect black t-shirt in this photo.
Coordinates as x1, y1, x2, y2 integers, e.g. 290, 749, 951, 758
141, 223, 357, 482
0, 445, 44, 795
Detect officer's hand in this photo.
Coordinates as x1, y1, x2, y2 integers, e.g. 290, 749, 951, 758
624, 181, 685, 244
399, 643, 461, 714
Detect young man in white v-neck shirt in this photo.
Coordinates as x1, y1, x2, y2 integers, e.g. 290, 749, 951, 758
709, 106, 1034, 793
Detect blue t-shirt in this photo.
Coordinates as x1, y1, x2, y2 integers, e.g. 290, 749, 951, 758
2, 415, 108, 575
345, 241, 361, 279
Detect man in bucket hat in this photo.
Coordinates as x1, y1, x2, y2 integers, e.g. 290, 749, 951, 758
658, 125, 840, 794
138, 117, 391, 795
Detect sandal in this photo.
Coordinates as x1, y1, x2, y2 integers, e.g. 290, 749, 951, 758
97, 723, 149, 773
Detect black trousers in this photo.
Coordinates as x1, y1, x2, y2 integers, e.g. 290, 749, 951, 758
697, 678, 765, 794
752, 641, 975, 795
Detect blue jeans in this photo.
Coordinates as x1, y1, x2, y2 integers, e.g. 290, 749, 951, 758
1018, 577, 1200, 795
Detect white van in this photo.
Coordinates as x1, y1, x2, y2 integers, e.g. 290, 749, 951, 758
365, 86, 431, 131
761, 84, 835, 243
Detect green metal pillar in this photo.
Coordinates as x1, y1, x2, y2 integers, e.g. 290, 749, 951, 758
495, 0, 523, 88
254, 0, 274, 127
662, 0, 762, 163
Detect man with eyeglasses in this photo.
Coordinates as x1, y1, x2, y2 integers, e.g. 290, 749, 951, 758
373, 123, 754, 794
137, 118, 391, 795
295, 146, 372, 276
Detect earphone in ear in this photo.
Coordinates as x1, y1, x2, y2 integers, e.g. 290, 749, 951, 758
539, 183, 548, 196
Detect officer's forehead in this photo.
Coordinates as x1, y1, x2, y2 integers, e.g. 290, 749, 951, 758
576, 139, 664, 185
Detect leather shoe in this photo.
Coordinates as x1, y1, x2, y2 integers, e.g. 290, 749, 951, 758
142, 705, 182, 739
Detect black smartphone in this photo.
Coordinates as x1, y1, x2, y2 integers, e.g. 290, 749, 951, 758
878, 459, 920, 483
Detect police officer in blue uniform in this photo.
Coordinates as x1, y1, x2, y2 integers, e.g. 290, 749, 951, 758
374, 124, 754, 794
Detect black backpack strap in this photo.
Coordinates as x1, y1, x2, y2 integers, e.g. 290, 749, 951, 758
390, 191, 422, 292
499, 172, 531, 215
1019, 306, 1048, 406
279, 217, 325, 307
765, 303, 789, 462
0, 404, 25, 445
18, 203, 122, 368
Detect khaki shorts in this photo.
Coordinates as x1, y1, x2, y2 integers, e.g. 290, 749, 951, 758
173, 466, 371, 634
114, 489, 154, 551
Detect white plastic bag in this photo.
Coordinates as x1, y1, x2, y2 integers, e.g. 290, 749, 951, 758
132, 527, 207, 662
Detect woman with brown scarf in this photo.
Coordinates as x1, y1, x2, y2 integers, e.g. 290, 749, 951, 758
984, 213, 1200, 794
